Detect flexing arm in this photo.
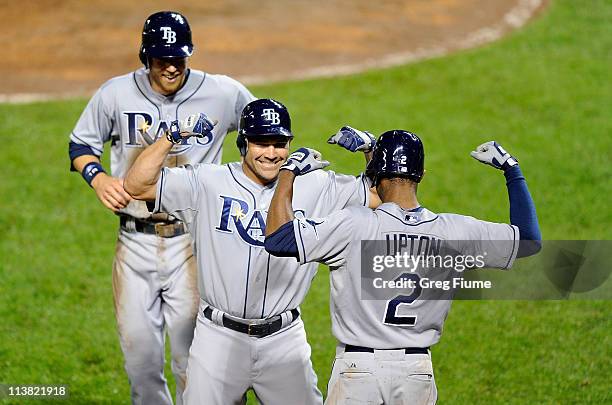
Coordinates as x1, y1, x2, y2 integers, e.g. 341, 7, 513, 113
265, 171, 296, 236
264, 171, 299, 257
124, 113, 216, 201
327, 126, 380, 208
470, 141, 541, 257
124, 135, 174, 201
504, 166, 541, 257
264, 148, 329, 258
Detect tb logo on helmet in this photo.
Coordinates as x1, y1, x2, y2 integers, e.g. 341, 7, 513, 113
262, 109, 280, 125
160, 27, 177, 43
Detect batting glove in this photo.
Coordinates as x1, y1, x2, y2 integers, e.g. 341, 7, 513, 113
280, 147, 330, 176
470, 141, 518, 171
327, 126, 376, 153
167, 113, 216, 144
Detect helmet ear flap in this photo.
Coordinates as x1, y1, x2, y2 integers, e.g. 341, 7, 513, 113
139, 47, 148, 68
237, 134, 247, 156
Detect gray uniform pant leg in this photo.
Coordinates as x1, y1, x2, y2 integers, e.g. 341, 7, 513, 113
251, 319, 322, 405
183, 310, 322, 405
113, 230, 199, 405
325, 348, 436, 405
183, 312, 251, 405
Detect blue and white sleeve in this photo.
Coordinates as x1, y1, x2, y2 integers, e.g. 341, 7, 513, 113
69, 86, 113, 157
292, 210, 353, 266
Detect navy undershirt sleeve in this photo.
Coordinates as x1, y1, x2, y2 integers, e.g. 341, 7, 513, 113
69, 141, 99, 171
504, 165, 542, 257
264, 221, 299, 259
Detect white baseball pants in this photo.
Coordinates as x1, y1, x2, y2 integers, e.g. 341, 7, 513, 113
325, 346, 437, 405
113, 229, 199, 405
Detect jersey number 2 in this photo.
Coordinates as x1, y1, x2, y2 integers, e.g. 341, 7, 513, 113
383, 273, 421, 326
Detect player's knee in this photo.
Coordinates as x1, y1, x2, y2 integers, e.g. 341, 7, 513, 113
121, 339, 165, 371
124, 360, 166, 385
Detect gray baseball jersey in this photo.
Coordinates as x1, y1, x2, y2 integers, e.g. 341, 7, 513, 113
70, 67, 255, 218
155, 162, 371, 318
293, 202, 519, 349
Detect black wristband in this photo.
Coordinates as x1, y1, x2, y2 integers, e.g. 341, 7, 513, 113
82, 162, 106, 187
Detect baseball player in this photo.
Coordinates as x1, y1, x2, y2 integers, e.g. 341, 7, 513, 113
265, 131, 541, 404
123, 98, 380, 404
68, 11, 255, 405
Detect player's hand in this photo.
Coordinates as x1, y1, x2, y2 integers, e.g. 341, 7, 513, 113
91, 173, 133, 212
280, 147, 330, 176
327, 126, 376, 153
167, 113, 216, 143
470, 141, 518, 171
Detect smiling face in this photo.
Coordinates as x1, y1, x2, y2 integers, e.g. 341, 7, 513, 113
242, 136, 292, 186
148, 57, 188, 95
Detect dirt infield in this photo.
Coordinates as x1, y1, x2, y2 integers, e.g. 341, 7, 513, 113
1, 0, 546, 101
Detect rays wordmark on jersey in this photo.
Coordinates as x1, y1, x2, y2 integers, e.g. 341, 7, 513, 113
216, 196, 267, 247
123, 111, 213, 155
215, 196, 316, 247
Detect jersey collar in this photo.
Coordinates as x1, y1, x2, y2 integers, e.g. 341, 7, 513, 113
228, 162, 277, 193
133, 67, 206, 105
376, 203, 438, 225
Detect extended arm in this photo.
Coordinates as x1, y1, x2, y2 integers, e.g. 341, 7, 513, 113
471, 141, 541, 257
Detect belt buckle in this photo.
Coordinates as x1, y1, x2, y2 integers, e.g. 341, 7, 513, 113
154, 223, 174, 238
247, 323, 257, 336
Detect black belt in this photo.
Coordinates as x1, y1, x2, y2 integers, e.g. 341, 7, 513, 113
345, 344, 429, 355
120, 216, 186, 238
203, 306, 300, 338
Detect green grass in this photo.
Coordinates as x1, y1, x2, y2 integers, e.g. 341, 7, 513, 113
1, 0, 610, 403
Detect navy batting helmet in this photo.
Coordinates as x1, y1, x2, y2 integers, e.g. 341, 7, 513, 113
139, 11, 194, 67
237, 99, 293, 156
366, 130, 425, 185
